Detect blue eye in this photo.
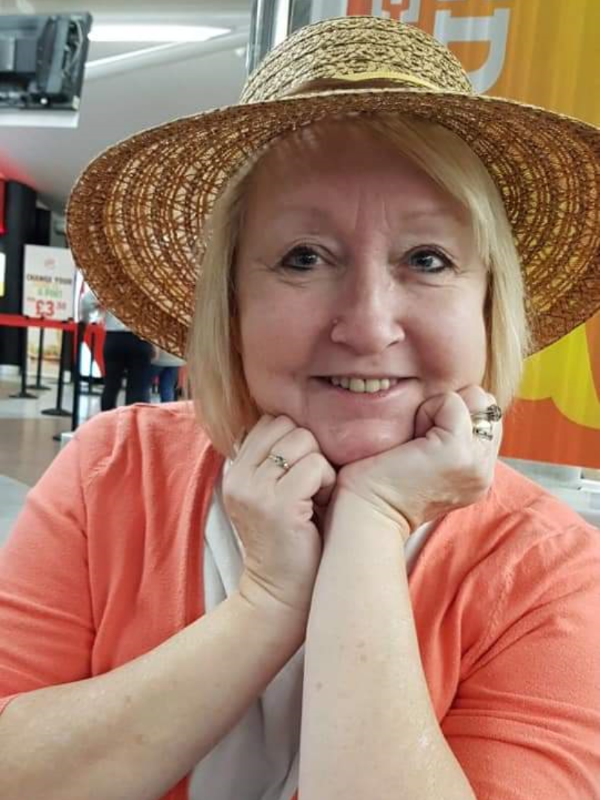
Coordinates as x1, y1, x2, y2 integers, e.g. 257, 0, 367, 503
407, 247, 453, 274
278, 245, 322, 271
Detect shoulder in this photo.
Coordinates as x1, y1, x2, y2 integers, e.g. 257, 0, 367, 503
420, 460, 599, 576
483, 460, 600, 606
411, 461, 600, 657
486, 459, 598, 556
71, 402, 218, 489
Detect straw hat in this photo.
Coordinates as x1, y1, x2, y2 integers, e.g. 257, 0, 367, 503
67, 15, 600, 358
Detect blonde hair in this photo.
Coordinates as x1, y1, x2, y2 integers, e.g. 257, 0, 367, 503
188, 115, 530, 456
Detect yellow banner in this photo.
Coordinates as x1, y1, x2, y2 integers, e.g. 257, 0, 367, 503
346, 0, 600, 466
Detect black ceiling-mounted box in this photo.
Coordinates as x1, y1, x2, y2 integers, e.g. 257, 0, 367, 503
0, 13, 92, 111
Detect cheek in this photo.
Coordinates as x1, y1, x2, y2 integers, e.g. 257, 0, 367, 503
416, 293, 487, 380
238, 291, 318, 386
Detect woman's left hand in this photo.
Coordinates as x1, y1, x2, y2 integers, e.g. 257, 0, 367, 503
335, 386, 502, 539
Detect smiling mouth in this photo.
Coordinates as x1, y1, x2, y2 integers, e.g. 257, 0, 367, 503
319, 376, 401, 394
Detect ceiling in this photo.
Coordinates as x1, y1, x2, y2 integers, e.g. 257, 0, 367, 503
0, 0, 253, 212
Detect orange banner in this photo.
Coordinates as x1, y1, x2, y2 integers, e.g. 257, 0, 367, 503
345, 0, 600, 467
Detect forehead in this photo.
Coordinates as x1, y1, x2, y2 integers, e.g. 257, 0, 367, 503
243, 121, 467, 225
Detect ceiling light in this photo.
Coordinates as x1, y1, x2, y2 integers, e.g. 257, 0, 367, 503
89, 25, 230, 43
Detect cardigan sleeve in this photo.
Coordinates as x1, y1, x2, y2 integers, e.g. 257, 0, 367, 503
0, 414, 117, 716
441, 522, 600, 800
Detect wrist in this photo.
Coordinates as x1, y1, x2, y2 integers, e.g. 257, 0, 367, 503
237, 573, 310, 641
326, 486, 411, 544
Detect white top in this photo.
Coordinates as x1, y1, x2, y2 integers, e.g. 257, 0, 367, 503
79, 289, 129, 332
153, 348, 186, 368
189, 468, 436, 800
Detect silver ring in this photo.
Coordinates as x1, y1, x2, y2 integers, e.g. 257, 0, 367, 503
268, 453, 290, 472
472, 420, 494, 441
470, 404, 502, 442
470, 404, 502, 424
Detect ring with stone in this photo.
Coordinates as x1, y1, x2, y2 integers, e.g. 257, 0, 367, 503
268, 453, 291, 472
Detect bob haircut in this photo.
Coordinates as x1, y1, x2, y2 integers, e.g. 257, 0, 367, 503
188, 114, 530, 457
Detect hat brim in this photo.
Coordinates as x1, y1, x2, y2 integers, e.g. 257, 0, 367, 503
67, 87, 600, 358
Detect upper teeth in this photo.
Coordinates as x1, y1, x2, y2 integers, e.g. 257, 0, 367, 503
329, 377, 397, 393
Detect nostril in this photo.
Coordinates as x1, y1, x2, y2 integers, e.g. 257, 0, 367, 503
329, 315, 406, 350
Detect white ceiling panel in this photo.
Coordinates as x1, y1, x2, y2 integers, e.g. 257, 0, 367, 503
0, 1, 252, 210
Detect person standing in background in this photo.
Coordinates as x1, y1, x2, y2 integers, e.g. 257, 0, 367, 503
151, 348, 185, 403
80, 288, 154, 411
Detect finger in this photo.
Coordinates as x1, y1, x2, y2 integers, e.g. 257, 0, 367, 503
456, 385, 492, 416
279, 452, 337, 508
413, 393, 446, 439
463, 390, 503, 455
483, 392, 503, 456
234, 414, 274, 458
455, 385, 494, 443
257, 426, 321, 478
313, 463, 337, 507
414, 392, 470, 441
236, 415, 297, 469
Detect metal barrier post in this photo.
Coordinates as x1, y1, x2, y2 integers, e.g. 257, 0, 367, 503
42, 329, 71, 418
9, 327, 38, 399
27, 326, 51, 390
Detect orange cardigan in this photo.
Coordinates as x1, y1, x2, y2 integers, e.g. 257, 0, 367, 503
1, 403, 599, 799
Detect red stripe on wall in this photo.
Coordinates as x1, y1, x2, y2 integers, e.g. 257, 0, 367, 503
0, 180, 5, 235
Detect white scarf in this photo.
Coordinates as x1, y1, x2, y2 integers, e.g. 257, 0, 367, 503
189, 467, 434, 800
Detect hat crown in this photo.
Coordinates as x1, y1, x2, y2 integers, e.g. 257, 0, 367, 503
241, 15, 473, 104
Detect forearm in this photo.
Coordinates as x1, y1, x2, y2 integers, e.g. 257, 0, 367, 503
0, 589, 305, 800
300, 491, 475, 800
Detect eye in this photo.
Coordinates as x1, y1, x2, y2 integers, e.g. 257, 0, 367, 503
278, 245, 323, 272
406, 246, 454, 274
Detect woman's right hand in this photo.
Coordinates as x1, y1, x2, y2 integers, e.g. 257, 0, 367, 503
223, 415, 336, 620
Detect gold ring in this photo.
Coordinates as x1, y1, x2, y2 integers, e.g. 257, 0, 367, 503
268, 453, 290, 472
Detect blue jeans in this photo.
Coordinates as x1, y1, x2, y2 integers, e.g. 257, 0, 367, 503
150, 366, 179, 403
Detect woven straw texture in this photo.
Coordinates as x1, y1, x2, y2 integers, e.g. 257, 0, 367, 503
67, 16, 600, 358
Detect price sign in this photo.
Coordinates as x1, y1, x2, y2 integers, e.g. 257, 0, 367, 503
23, 245, 76, 321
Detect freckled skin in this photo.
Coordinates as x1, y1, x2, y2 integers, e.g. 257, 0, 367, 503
236, 123, 487, 466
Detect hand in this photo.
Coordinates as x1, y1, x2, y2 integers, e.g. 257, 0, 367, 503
223, 415, 336, 619
335, 386, 501, 538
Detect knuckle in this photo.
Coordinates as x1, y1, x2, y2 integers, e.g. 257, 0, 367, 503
293, 427, 319, 452
302, 451, 326, 469
460, 385, 487, 409
273, 415, 296, 433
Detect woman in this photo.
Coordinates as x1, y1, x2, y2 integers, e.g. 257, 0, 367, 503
1, 16, 599, 800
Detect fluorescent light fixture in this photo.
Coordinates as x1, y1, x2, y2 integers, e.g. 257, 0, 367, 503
89, 24, 229, 43
0, 109, 79, 128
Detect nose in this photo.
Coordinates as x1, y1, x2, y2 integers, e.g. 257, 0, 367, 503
330, 264, 405, 354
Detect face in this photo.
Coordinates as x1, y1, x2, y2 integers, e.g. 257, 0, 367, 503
235, 122, 488, 466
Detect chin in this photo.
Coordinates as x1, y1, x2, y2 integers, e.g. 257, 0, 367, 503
317, 424, 414, 468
